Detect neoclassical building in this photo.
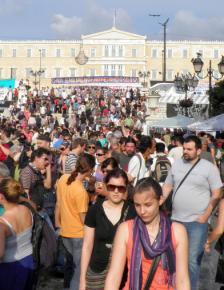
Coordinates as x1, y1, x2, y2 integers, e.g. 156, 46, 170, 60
0, 25, 224, 88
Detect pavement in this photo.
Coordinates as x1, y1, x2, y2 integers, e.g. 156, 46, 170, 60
36, 246, 224, 290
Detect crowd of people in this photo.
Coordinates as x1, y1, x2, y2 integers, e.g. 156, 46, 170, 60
0, 84, 224, 290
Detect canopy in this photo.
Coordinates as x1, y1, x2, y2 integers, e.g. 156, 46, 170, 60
148, 115, 194, 129
158, 85, 209, 105
188, 114, 224, 131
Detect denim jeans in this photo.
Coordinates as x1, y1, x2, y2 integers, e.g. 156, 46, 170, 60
62, 237, 83, 290
181, 221, 208, 290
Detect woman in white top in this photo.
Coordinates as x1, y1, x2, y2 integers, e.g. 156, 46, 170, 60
0, 178, 35, 290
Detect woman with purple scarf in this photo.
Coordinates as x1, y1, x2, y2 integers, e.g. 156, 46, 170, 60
105, 177, 190, 290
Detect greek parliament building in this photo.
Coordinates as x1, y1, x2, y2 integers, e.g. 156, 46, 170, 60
0, 25, 223, 120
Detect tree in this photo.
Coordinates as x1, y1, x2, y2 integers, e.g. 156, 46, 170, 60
210, 79, 224, 116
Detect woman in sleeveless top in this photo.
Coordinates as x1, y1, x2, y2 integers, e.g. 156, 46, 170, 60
105, 177, 190, 290
0, 178, 35, 290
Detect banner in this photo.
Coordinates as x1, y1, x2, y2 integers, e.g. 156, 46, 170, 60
51, 76, 140, 85
0, 79, 16, 89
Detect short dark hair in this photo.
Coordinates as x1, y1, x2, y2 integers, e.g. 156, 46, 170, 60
184, 135, 202, 149
101, 157, 119, 170
31, 148, 50, 162
138, 135, 152, 154
125, 137, 136, 147
156, 142, 165, 153
71, 138, 86, 150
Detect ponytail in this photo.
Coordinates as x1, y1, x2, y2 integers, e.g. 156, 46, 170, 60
66, 153, 95, 185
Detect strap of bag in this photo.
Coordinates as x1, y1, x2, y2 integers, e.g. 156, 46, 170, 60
143, 255, 161, 290
172, 158, 201, 202
135, 153, 142, 182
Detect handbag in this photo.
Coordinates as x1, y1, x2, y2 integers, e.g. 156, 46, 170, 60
143, 255, 161, 290
215, 255, 224, 284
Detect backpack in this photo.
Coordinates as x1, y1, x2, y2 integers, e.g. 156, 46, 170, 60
153, 156, 171, 183
21, 202, 57, 269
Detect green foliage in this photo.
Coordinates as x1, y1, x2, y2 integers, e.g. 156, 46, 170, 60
210, 80, 224, 116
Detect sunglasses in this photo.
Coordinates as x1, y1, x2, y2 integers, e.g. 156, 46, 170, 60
96, 153, 105, 157
88, 146, 96, 149
106, 184, 126, 194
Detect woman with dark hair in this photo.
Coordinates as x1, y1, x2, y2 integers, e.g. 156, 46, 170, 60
95, 158, 119, 199
56, 153, 95, 290
0, 178, 35, 290
79, 168, 136, 290
105, 177, 190, 290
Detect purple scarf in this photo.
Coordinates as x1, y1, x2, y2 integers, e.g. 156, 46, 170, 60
129, 212, 176, 290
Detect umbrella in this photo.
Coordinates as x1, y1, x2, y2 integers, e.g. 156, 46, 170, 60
148, 115, 194, 129
188, 114, 224, 131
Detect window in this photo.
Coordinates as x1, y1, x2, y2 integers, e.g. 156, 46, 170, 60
167, 49, 172, 58
111, 64, 116, 76
182, 49, 188, 58
104, 65, 109, 76
55, 68, 61, 77
131, 69, 137, 77
132, 48, 137, 58
71, 48, 76, 57
118, 45, 123, 57
90, 69, 96, 76
41, 49, 46, 58
27, 49, 32, 58
11, 68, 17, 78
214, 49, 219, 59
167, 69, 174, 81
152, 49, 157, 58
112, 45, 116, 57
12, 49, 17, 57
118, 65, 123, 76
104, 46, 109, 57
56, 49, 61, 57
151, 70, 157, 80
70, 68, 76, 77
26, 68, 32, 78
0, 49, 3, 58
91, 48, 96, 57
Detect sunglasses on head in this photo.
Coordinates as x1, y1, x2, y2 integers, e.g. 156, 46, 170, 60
106, 184, 126, 194
88, 145, 96, 149
96, 153, 104, 157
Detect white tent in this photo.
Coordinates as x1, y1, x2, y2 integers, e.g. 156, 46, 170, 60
188, 114, 224, 131
148, 115, 194, 129
158, 84, 209, 105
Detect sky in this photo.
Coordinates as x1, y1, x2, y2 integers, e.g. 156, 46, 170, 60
1, 0, 224, 41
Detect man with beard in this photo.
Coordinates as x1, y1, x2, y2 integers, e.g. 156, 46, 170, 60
163, 135, 222, 290
118, 137, 136, 172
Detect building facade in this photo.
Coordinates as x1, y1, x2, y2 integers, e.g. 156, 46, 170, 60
0, 26, 224, 88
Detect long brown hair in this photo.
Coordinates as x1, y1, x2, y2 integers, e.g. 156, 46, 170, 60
67, 153, 95, 185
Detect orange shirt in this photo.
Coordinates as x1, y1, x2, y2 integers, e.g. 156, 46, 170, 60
57, 174, 89, 238
123, 220, 176, 290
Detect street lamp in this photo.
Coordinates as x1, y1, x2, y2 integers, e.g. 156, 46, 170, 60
138, 71, 150, 88
191, 53, 224, 117
174, 73, 199, 108
30, 49, 45, 92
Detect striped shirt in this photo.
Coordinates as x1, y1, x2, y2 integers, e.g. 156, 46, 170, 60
65, 153, 78, 174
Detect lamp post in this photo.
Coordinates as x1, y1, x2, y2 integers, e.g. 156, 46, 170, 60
174, 73, 199, 109
138, 71, 150, 88
191, 53, 224, 117
30, 49, 45, 92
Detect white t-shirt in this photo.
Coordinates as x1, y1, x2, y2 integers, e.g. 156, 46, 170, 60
168, 146, 183, 161
128, 153, 150, 186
